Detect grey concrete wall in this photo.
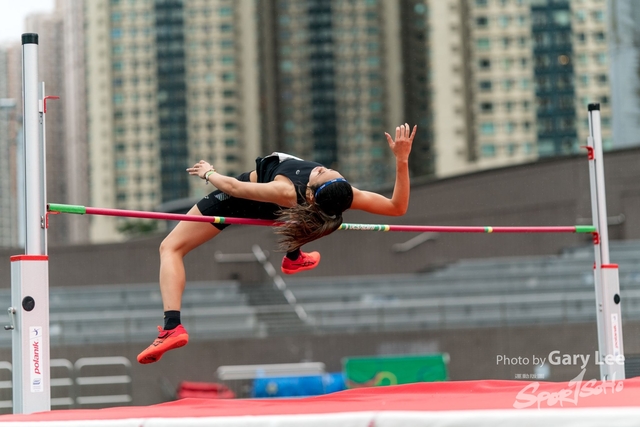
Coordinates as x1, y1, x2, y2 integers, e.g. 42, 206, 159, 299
2, 320, 639, 407
3, 147, 640, 287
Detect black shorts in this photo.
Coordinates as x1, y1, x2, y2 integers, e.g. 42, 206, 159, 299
196, 172, 281, 230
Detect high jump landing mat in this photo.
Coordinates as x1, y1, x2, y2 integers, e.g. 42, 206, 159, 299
1, 377, 640, 426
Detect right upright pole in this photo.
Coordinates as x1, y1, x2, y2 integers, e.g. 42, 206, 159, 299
587, 103, 625, 380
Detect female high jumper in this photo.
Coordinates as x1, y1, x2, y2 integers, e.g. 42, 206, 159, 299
137, 123, 417, 363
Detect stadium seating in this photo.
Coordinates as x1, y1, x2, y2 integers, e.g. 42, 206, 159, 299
1, 240, 640, 345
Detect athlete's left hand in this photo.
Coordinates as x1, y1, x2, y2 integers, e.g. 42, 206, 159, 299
385, 123, 416, 162
187, 160, 214, 179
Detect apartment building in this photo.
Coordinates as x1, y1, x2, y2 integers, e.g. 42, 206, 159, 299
433, 0, 620, 177
260, 0, 444, 185
85, 0, 261, 242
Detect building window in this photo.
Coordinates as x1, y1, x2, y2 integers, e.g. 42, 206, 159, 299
534, 55, 551, 67
578, 53, 588, 65
538, 140, 555, 156
280, 60, 293, 71
477, 38, 490, 50
480, 122, 495, 135
219, 6, 233, 17
480, 144, 496, 157
479, 59, 491, 70
501, 58, 513, 70
532, 12, 547, 25
559, 117, 574, 131
592, 10, 604, 22
476, 16, 488, 27
539, 118, 554, 132
498, 15, 510, 28
553, 11, 571, 25
479, 80, 492, 91
580, 74, 589, 86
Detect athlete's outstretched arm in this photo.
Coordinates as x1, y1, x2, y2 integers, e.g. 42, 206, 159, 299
350, 123, 416, 216
187, 161, 297, 207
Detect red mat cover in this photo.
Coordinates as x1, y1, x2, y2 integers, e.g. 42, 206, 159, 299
2, 377, 639, 422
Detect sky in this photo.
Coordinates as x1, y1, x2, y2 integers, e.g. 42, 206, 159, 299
0, 0, 55, 45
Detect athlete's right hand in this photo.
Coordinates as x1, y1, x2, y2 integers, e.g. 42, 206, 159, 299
385, 123, 416, 163
187, 160, 214, 179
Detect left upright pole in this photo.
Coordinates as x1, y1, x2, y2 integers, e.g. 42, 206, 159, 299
9, 33, 51, 414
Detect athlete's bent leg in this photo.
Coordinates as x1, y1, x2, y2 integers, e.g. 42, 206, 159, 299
138, 205, 220, 364
158, 205, 220, 311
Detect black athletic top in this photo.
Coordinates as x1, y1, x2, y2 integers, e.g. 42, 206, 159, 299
255, 154, 321, 204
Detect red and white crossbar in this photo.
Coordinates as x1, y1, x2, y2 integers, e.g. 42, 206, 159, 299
46, 203, 596, 234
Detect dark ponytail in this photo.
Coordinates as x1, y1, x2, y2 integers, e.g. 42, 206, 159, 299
274, 181, 353, 252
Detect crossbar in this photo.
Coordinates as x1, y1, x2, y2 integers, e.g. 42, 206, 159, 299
47, 203, 595, 234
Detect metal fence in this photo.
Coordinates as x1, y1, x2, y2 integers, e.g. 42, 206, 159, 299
0, 356, 132, 414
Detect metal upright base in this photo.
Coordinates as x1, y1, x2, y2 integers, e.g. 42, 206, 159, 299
10, 256, 51, 413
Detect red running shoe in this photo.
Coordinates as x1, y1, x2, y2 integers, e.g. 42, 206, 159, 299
137, 324, 189, 364
281, 251, 321, 275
